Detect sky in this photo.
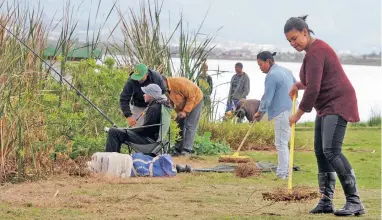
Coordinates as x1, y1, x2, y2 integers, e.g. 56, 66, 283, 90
10, 0, 382, 54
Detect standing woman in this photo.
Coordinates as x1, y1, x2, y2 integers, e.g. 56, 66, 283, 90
284, 15, 365, 216
254, 51, 297, 180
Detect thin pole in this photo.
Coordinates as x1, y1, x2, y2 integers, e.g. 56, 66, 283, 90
288, 94, 297, 193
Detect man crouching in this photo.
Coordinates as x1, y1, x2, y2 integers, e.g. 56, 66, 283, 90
105, 84, 168, 153
225, 99, 261, 123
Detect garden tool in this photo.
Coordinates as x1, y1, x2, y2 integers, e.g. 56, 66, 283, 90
176, 162, 301, 174
288, 94, 297, 193
218, 120, 256, 163
134, 107, 149, 125
176, 164, 237, 173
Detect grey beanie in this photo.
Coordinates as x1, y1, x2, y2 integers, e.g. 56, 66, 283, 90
141, 84, 163, 100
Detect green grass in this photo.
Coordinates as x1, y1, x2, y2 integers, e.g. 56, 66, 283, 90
297, 114, 382, 128
245, 150, 381, 189
0, 204, 84, 220
0, 127, 380, 219
295, 127, 381, 151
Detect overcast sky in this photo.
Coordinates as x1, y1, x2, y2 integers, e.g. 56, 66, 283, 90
13, 0, 382, 54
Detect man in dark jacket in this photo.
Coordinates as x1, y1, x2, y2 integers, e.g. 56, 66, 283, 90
226, 62, 250, 114
105, 84, 168, 153
120, 63, 165, 127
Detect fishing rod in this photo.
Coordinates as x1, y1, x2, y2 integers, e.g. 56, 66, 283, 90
0, 23, 117, 127
208, 69, 231, 73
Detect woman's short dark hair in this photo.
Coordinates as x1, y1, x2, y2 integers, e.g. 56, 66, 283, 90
235, 62, 243, 68
284, 15, 314, 35
257, 51, 277, 62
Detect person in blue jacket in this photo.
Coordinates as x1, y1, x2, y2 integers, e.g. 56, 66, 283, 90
254, 51, 297, 180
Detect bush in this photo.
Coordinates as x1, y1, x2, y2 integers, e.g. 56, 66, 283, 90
193, 132, 231, 156
70, 135, 106, 159
0, 0, 214, 183
198, 118, 307, 151
367, 109, 381, 127
198, 119, 275, 151
104, 57, 116, 69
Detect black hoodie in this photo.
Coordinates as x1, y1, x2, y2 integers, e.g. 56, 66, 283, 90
133, 97, 170, 140
120, 69, 165, 118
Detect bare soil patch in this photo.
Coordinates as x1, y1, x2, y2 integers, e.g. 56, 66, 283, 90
262, 186, 319, 202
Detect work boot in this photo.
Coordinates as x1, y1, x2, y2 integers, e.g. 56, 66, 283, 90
309, 172, 336, 214
334, 170, 366, 216
180, 149, 192, 157
171, 146, 183, 157
171, 151, 181, 157
175, 164, 192, 173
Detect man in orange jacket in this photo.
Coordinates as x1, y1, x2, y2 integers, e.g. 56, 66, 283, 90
162, 76, 203, 156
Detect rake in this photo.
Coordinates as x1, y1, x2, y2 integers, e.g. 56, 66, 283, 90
218, 120, 256, 163
288, 94, 297, 192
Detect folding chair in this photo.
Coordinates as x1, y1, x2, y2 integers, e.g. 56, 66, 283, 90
125, 104, 172, 156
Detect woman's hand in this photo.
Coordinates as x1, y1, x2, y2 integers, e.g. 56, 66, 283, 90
289, 83, 299, 100
253, 111, 262, 121
289, 113, 301, 126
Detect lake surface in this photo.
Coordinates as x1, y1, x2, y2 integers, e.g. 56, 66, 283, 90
170, 58, 382, 122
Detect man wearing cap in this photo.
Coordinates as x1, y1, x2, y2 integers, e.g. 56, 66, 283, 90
120, 63, 166, 127
105, 84, 168, 153
225, 62, 250, 120
162, 76, 203, 156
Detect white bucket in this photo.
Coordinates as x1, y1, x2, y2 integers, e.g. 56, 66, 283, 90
89, 152, 133, 178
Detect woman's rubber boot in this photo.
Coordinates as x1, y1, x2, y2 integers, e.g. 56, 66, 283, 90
309, 172, 336, 214
334, 170, 365, 216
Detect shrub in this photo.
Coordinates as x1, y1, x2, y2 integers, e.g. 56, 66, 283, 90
198, 117, 306, 151
193, 132, 231, 156
198, 119, 275, 151
367, 109, 381, 127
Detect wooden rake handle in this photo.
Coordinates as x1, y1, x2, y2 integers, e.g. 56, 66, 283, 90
235, 120, 256, 154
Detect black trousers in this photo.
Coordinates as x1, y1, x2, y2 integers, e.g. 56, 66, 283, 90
105, 128, 152, 153
314, 115, 353, 174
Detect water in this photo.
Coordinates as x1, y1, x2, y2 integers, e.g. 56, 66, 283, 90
170, 58, 382, 123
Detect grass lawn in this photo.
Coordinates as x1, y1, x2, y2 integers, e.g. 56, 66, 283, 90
0, 128, 380, 219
